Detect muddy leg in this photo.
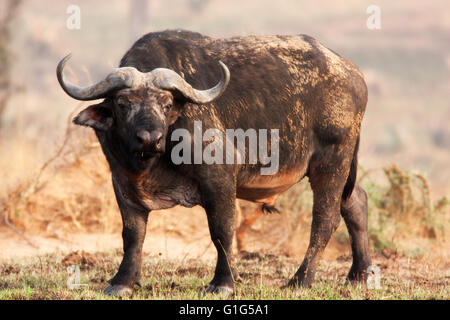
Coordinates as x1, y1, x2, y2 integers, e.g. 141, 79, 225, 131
104, 180, 149, 296
341, 184, 372, 283
288, 166, 345, 288
199, 178, 238, 295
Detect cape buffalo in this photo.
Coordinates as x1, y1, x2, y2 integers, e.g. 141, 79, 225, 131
57, 29, 371, 296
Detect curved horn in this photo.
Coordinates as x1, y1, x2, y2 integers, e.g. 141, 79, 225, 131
150, 61, 230, 104
56, 54, 144, 101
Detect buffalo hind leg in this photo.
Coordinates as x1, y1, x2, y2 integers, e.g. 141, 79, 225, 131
341, 184, 372, 284
288, 162, 346, 288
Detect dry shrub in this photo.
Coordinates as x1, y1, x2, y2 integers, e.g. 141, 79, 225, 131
61, 250, 100, 268
360, 164, 448, 252
383, 165, 435, 237
0, 106, 121, 235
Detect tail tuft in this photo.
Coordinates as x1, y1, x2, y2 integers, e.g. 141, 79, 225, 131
261, 203, 281, 215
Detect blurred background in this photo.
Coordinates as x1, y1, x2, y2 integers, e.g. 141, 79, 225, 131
0, 0, 448, 261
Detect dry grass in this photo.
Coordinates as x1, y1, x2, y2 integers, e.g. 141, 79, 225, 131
0, 250, 447, 300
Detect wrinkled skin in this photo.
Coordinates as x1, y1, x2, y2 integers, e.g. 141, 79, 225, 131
65, 30, 371, 296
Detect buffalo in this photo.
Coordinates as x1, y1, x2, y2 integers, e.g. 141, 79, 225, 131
57, 29, 371, 296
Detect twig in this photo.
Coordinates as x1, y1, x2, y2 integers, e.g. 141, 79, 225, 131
357, 166, 382, 183
217, 239, 235, 283
3, 212, 39, 249
197, 240, 213, 260
25, 102, 84, 197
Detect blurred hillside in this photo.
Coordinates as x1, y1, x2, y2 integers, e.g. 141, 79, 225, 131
0, 0, 449, 199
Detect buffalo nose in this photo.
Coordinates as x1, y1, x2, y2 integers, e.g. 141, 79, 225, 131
136, 130, 164, 152
136, 130, 152, 144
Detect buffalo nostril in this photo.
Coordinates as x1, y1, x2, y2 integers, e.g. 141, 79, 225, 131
151, 131, 164, 151
156, 138, 163, 151
136, 130, 151, 144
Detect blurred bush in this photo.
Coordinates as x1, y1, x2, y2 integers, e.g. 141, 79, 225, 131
362, 164, 448, 253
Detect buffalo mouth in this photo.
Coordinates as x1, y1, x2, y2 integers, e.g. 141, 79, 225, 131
135, 150, 154, 162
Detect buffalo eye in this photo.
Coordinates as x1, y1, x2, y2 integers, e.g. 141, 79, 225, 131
116, 96, 129, 109
163, 104, 172, 114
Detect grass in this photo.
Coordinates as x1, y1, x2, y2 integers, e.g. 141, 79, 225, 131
0, 251, 448, 300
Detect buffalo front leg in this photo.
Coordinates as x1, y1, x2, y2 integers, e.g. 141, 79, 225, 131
341, 184, 372, 284
103, 181, 149, 296
200, 177, 238, 295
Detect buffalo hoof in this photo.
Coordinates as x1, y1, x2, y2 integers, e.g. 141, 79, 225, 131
344, 275, 368, 287
344, 265, 380, 288
103, 284, 133, 297
286, 276, 313, 289
204, 285, 234, 296
344, 278, 363, 286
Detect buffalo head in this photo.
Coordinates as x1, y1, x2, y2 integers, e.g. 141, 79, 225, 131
56, 54, 229, 171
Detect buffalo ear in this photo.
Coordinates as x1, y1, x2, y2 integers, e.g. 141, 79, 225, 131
73, 103, 113, 130
167, 105, 182, 125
